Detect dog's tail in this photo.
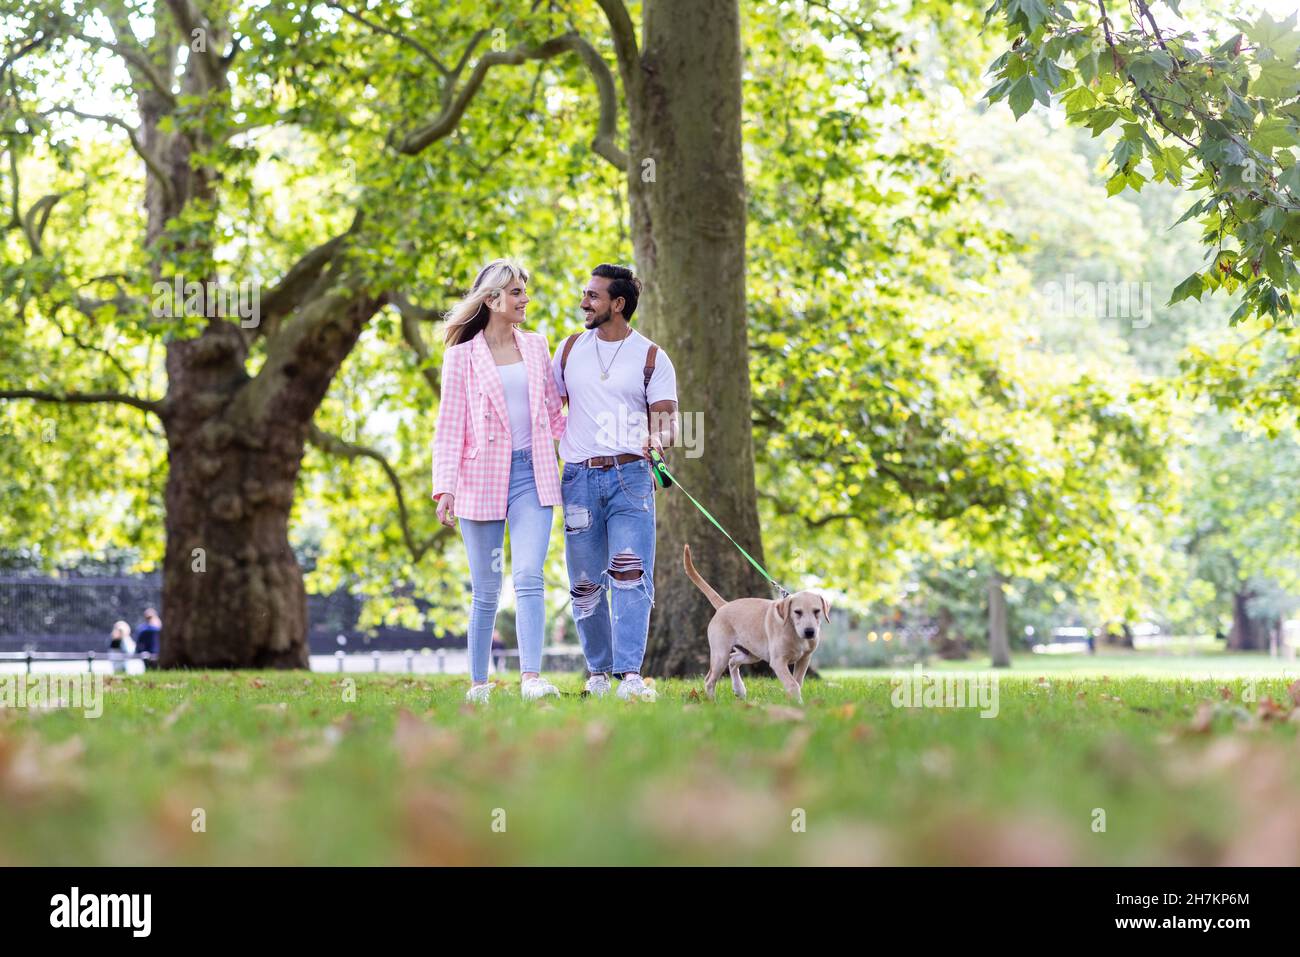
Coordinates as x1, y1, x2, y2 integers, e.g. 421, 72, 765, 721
682, 544, 727, 611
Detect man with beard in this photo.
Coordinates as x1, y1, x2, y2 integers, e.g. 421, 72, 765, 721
552, 264, 679, 701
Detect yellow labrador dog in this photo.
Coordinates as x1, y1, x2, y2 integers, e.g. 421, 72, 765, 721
683, 544, 830, 704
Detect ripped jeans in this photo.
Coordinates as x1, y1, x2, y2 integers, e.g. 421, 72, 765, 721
561, 457, 657, 678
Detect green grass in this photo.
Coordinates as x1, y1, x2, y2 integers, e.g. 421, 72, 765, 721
839, 650, 1300, 678
3, 665, 1300, 865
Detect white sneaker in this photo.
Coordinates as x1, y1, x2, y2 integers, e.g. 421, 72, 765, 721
465, 683, 492, 704
584, 673, 612, 698
521, 676, 560, 701
616, 673, 657, 702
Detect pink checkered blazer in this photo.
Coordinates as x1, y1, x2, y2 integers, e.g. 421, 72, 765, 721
432, 327, 566, 521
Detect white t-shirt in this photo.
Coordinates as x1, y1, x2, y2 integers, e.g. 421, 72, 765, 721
552, 328, 677, 463
496, 360, 533, 450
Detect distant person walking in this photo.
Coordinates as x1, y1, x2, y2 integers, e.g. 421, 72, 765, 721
491, 629, 507, 673
135, 607, 162, 660
108, 620, 135, 673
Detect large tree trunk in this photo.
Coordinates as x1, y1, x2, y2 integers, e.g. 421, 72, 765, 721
988, 572, 1010, 668
158, 290, 382, 668
1227, 587, 1266, 651
625, 0, 768, 677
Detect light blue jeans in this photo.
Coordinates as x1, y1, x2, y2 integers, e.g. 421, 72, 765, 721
561, 457, 657, 677
459, 448, 554, 683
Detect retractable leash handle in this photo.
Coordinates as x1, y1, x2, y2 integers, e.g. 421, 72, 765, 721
648, 447, 673, 489
647, 449, 791, 599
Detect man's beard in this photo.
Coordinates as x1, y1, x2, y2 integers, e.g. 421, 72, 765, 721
584, 306, 612, 329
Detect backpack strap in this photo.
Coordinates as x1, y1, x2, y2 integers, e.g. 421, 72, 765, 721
558, 332, 581, 404
643, 342, 659, 440
642, 344, 658, 391
560, 333, 581, 375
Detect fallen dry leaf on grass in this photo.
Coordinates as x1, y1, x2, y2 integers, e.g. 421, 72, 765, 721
1288, 679, 1300, 708
1190, 702, 1215, 733
919, 747, 955, 779
0, 732, 86, 804
271, 726, 343, 768
1257, 696, 1288, 721
1206, 742, 1300, 865
637, 772, 786, 851
798, 822, 893, 866
914, 807, 1079, 866
584, 721, 611, 750
400, 787, 494, 866
393, 708, 460, 768
182, 743, 252, 774
768, 726, 814, 778
762, 705, 805, 722
528, 726, 574, 752
162, 701, 190, 729
149, 786, 211, 861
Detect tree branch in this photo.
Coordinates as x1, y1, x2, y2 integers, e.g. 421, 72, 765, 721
71, 31, 175, 106
20, 191, 64, 256
391, 294, 441, 394
162, 0, 223, 87
0, 389, 162, 416
253, 228, 354, 340
306, 423, 441, 561
45, 312, 138, 383
1, 31, 51, 81
389, 32, 623, 158
594, 0, 640, 91
327, 1, 450, 75
38, 107, 177, 208
565, 31, 628, 168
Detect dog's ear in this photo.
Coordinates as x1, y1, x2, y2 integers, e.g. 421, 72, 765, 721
820, 594, 831, 622
775, 596, 792, 621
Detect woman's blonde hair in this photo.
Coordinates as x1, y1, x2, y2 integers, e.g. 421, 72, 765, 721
443, 258, 529, 347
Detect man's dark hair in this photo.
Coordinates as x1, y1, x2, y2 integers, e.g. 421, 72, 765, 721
592, 263, 641, 320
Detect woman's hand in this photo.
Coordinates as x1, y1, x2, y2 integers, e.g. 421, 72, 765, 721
436, 493, 457, 528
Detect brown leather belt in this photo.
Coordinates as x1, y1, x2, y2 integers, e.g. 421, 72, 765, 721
580, 453, 645, 469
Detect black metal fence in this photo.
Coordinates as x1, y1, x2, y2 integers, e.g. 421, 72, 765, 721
0, 575, 465, 653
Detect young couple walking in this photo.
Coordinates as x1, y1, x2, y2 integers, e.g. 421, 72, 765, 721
432, 260, 678, 704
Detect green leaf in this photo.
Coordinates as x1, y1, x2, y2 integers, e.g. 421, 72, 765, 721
1173, 198, 1207, 226
1009, 75, 1036, 118
1077, 50, 1100, 86
1249, 117, 1298, 151
1279, 162, 1300, 193
1168, 272, 1205, 305
1251, 60, 1300, 100
1262, 244, 1285, 283
1239, 10, 1300, 61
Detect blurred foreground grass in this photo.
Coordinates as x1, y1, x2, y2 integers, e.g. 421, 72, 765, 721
3, 662, 1300, 865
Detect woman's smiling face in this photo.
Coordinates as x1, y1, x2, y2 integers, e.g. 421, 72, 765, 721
494, 280, 529, 323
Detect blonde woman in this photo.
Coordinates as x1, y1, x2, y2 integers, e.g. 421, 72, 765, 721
108, 620, 135, 674
432, 259, 567, 703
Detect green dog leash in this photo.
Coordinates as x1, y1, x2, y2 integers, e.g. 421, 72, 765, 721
647, 449, 791, 598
